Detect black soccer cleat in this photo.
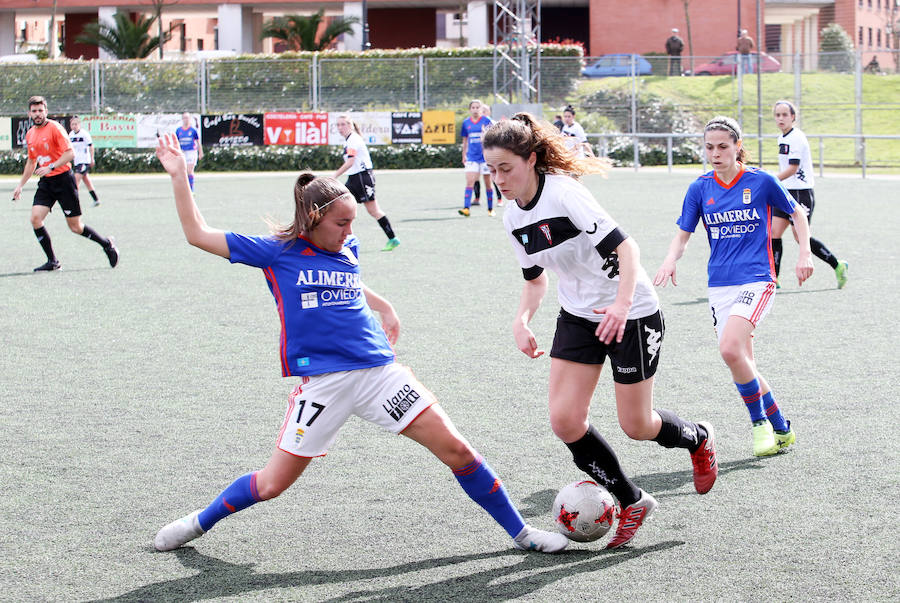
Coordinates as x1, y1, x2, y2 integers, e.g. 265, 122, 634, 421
34, 259, 61, 272
104, 237, 119, 268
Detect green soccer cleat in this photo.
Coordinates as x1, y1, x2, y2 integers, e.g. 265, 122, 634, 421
835, 261, 849, 289
381, 238, 400, 252
752, 420, 779, 457
775, 420, 796, 451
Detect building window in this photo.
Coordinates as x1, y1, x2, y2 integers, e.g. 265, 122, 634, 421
877, 29, 881, 47
859, 26, 864, 45
868, 27, 873, 46
197, 38, 204, 51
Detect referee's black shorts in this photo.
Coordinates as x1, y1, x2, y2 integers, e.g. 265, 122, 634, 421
550, 308, 665, 384
33, 170, 82, 217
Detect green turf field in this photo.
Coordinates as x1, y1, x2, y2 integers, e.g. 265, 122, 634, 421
1, 168, 897, 601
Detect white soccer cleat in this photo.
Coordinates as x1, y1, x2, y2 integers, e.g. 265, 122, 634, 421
513, 524, 569, 553
154, 510, 205, 551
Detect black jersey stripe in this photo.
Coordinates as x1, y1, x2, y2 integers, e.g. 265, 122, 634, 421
511, 216, 581, 255
595, 227, 627, 258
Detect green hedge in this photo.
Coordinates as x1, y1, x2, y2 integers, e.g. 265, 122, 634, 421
0, 144, 465, 174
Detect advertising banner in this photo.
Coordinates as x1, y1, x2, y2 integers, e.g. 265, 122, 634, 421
422, 110, 456, 144
390, 112, 423, 144
136, 113, 201, 148
12, 116, 72, 148
201, 113, 264, 147
327, 112, 391, 146
264, 112, 329, 145
0, 118, 10, 151
80, 115, 137, 148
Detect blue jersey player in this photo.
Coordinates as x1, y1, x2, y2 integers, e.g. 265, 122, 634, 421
174, 112, 202, 190
654, 116, 813, 457
458, 99, 495, 216
151, 133, 568, 554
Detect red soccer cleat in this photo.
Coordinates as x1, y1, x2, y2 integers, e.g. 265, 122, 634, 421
606, 490, 657, 549
690, 421, 718, 494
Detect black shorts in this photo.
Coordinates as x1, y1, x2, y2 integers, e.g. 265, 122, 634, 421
74, 163, 91, 174
33, 171, 81, 217
345, 170, 376, 203
550, 308, 665, 384
772, 188, 814, 223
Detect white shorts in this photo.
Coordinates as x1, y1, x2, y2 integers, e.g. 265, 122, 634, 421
708, 281, 776, 341
275, 363, 437, 458
465, 161, 490, 175
184, 149, 198, 167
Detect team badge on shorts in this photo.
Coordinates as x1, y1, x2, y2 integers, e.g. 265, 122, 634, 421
294, 427, 305, 445
742, 188, 752, 204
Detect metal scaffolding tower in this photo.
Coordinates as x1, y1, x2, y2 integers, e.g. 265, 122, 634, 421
492, 0, 541, 105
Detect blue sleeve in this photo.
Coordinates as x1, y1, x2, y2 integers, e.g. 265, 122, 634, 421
765, 172, 796, 214
460, 120, 468, 138
226, 233, 282, 268
675, 180, 703, 232
192, 128, 199, 142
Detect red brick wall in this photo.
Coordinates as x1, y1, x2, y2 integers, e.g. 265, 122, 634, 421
368, 8, 436, 49
588, 0, 760, 59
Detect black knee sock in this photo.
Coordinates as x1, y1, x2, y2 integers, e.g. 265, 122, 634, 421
79, 225, 110, 248
771, 238, 783, 276
652, 408, 705, 453
811, 238, 839, 269
89, 190, 98, 201
34, 227, 56, 261
565, 425, 641, 506
473, 180, 481, 200
377, 216, 395, 240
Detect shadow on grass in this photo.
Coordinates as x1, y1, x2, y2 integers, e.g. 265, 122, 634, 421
518, 457, 768, 517
0, 267, 100, 278
94, 540, 683, 602
400, 216, 463, 223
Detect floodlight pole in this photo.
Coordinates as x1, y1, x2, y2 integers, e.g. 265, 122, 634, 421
362, 0, 371, 50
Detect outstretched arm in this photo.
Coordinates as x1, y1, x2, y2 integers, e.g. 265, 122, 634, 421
789, 206, 814, 286
156, 133, 229, 258
363, 285, 399, 344
512, 271, 548, 358
654, 228, 692, 287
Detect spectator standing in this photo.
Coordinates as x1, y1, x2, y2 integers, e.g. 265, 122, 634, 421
736, 30, 755, 74
665, 29, 684, 76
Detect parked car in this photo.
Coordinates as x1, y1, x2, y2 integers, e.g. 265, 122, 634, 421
685, 51, 781, 75
581, 54, 653, 78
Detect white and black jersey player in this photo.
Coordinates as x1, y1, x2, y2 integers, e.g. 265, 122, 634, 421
483, 113, 717, 550
560, 105, 593, 159
772, 101, 848, 289
333, 114, 399, 251
68, 116, 100, 206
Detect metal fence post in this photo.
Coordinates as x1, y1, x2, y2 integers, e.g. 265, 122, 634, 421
737, 59, 743, 128
91, 60, 100, 114
199, 59, 207, 113
855, 49, 862, 163
861, 136, 866, 178
666, 136, 673, 173
631, 54, 638, 171
794, 51, 801, 122
312, 54, 318, 111
818, 136, 824, 177
418, 54, 425, 111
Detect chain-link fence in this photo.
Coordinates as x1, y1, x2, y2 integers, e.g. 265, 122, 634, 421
1, 50, 897, 167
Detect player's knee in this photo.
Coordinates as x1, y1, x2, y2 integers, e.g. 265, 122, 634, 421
550, 413, 589, 443
254, 477, 290, 501
718, 341, 744, 367
618, 416, 653, 441
441, 438, 476, 469
30, 214, 43, 228
67, 221, 83, 233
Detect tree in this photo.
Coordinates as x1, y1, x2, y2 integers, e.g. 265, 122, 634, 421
75, 12, 170, 60
819, 23, 854, 72
148, 0, 179, 59
260, 11, 360, 52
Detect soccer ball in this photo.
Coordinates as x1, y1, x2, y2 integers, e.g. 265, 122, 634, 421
552, 480, 616, 542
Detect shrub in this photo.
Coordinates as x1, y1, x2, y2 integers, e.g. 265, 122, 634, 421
820, 23, 855, 73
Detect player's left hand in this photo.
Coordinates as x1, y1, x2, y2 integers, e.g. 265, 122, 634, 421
594, 302, 628, 344
155, 133, 187, 176
796, 253, 814, 286
34, 165, 52, 177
